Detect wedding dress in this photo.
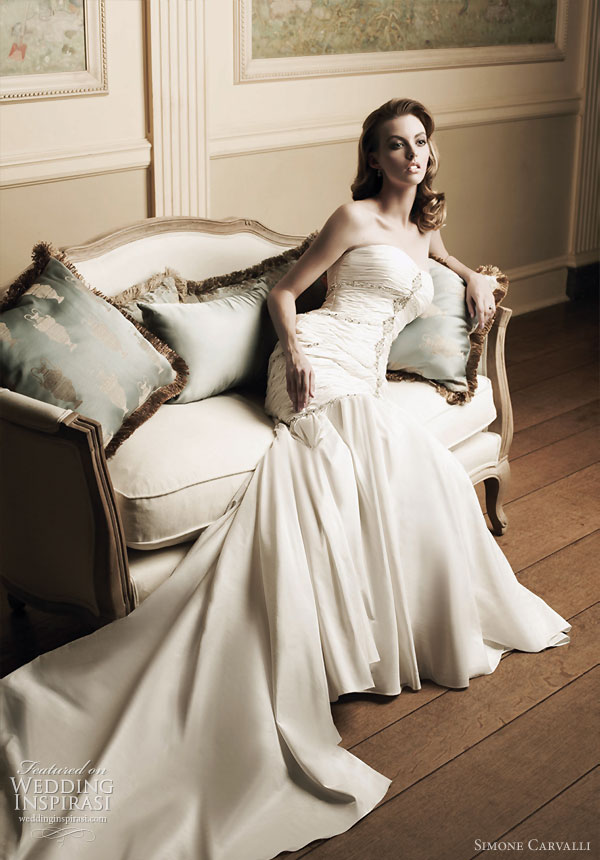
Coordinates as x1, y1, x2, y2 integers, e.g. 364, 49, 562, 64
0, 245, 571, 860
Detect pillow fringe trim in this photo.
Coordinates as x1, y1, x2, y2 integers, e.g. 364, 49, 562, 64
386, 253, 509, 405
112, 267, 189, 306
0, 243, 53, 312
4, 242, 189, 460
52, 247, 190, 459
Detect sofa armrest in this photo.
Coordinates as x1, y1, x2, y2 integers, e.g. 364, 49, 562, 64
484, 305, 514, 461
0, 389, 135, 625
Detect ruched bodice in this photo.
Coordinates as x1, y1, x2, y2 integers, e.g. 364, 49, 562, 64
264, 244, 434, 425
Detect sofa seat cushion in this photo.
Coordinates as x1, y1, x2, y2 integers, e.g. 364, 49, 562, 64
126, 428, 501, 604
110, 376, 496, 551
108, 391, 275, 550
383, 374, 496, 450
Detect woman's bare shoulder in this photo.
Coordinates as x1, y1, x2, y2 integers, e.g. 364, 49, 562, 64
322, 200, 376, 244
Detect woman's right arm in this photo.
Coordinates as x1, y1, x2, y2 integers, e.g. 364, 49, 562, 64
266, 205, 361, 412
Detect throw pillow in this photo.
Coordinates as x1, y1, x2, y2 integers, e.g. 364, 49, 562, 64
112, 268, 187, 323
386, 255, 509, 405
137, 279, 273, 403
0, 243, 188, 458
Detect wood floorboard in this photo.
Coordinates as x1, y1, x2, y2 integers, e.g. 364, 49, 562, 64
511, 363, 599, 433
504, 299, 598, 365
492, 464, 600, 572
509, 400, 599, 460
290, 669, 598, 860
330, 530, 599, 750
469, 767, 598, 858
352, 604, 596, 787
504, 426, 598, 503
506, 341, 598, 392
505, 325, 598, 370
475, 401, 599, 518
476, 422, 599, 516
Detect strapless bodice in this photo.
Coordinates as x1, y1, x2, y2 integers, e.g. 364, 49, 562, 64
322, 244, 433, 335
264, 244, 434, 427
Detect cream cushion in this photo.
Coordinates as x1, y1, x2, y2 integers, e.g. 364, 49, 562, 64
108, 391, 275, 550
108, 376, 497, 551
383, 374, 497, 449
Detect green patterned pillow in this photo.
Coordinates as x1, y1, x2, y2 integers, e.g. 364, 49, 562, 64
386, 257, 509, 405
0, 245, 188, 458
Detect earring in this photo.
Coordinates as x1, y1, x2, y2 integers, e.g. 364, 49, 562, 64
376, 168, 382, 178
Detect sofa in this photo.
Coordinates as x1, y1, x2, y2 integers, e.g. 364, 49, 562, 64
0, 216, 513, 628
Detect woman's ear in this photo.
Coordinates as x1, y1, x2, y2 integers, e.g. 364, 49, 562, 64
367, 153, 379, 170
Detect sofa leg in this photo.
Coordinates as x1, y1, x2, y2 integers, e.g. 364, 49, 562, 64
7, 592, 27, 613
484, 460, 511, 536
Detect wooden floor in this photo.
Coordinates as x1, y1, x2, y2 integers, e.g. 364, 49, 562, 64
1, 294, 599, 860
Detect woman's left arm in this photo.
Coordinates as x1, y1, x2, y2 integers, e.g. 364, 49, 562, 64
429, 229, 496, 331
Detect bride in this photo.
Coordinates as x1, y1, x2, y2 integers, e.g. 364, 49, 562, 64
0, 98, 571, 860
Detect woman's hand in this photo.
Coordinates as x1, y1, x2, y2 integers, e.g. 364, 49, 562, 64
285, 347, 315, 413
465, 272, 497, 331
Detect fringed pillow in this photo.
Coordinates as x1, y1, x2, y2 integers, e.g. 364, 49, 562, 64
386, 255, 509, 405
173, 233, 327, 396
137, 279, 273, 403
0, 243, 188, 458
112, 268, 187, 323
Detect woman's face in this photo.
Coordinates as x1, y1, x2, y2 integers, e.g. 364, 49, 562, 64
369, 113, 430, 187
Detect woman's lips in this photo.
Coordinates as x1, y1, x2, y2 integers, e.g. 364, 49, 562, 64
407, 164, 420, 172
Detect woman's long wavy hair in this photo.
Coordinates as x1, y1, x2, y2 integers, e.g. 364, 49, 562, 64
351, 98, 446, 234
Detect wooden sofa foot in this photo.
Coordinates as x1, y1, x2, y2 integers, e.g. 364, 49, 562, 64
484, 459, 511, 536
7, 592, 27, 613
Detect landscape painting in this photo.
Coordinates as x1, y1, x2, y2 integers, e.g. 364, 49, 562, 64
251, 0, 558, 59
0, 0, 106, 101
0, 0, 87, 78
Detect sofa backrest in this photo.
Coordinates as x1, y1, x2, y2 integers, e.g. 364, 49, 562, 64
64, 217, 306, 297
63, 215, 489, 377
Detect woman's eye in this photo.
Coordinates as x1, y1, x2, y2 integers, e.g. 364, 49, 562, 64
418, 139, 427, 145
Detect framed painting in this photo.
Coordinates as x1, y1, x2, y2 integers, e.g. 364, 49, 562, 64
0, 0, 107, 101
235, 0, 568, 83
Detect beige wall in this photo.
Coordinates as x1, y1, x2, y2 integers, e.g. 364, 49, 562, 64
0, 0, 149, 289
206, 0, 594, 315
1, 0, 595, 317
210, 114, 576, 269
0, 170, 148, 292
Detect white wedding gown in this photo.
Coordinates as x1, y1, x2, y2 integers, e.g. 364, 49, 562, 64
0, 245, 571, 860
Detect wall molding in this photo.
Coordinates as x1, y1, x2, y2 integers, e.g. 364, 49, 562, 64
0, 139, 151, 188
148, 0, 208, 217
568, 0, 598, 258
503, 255, 571, 316
209, 93, 581, 159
